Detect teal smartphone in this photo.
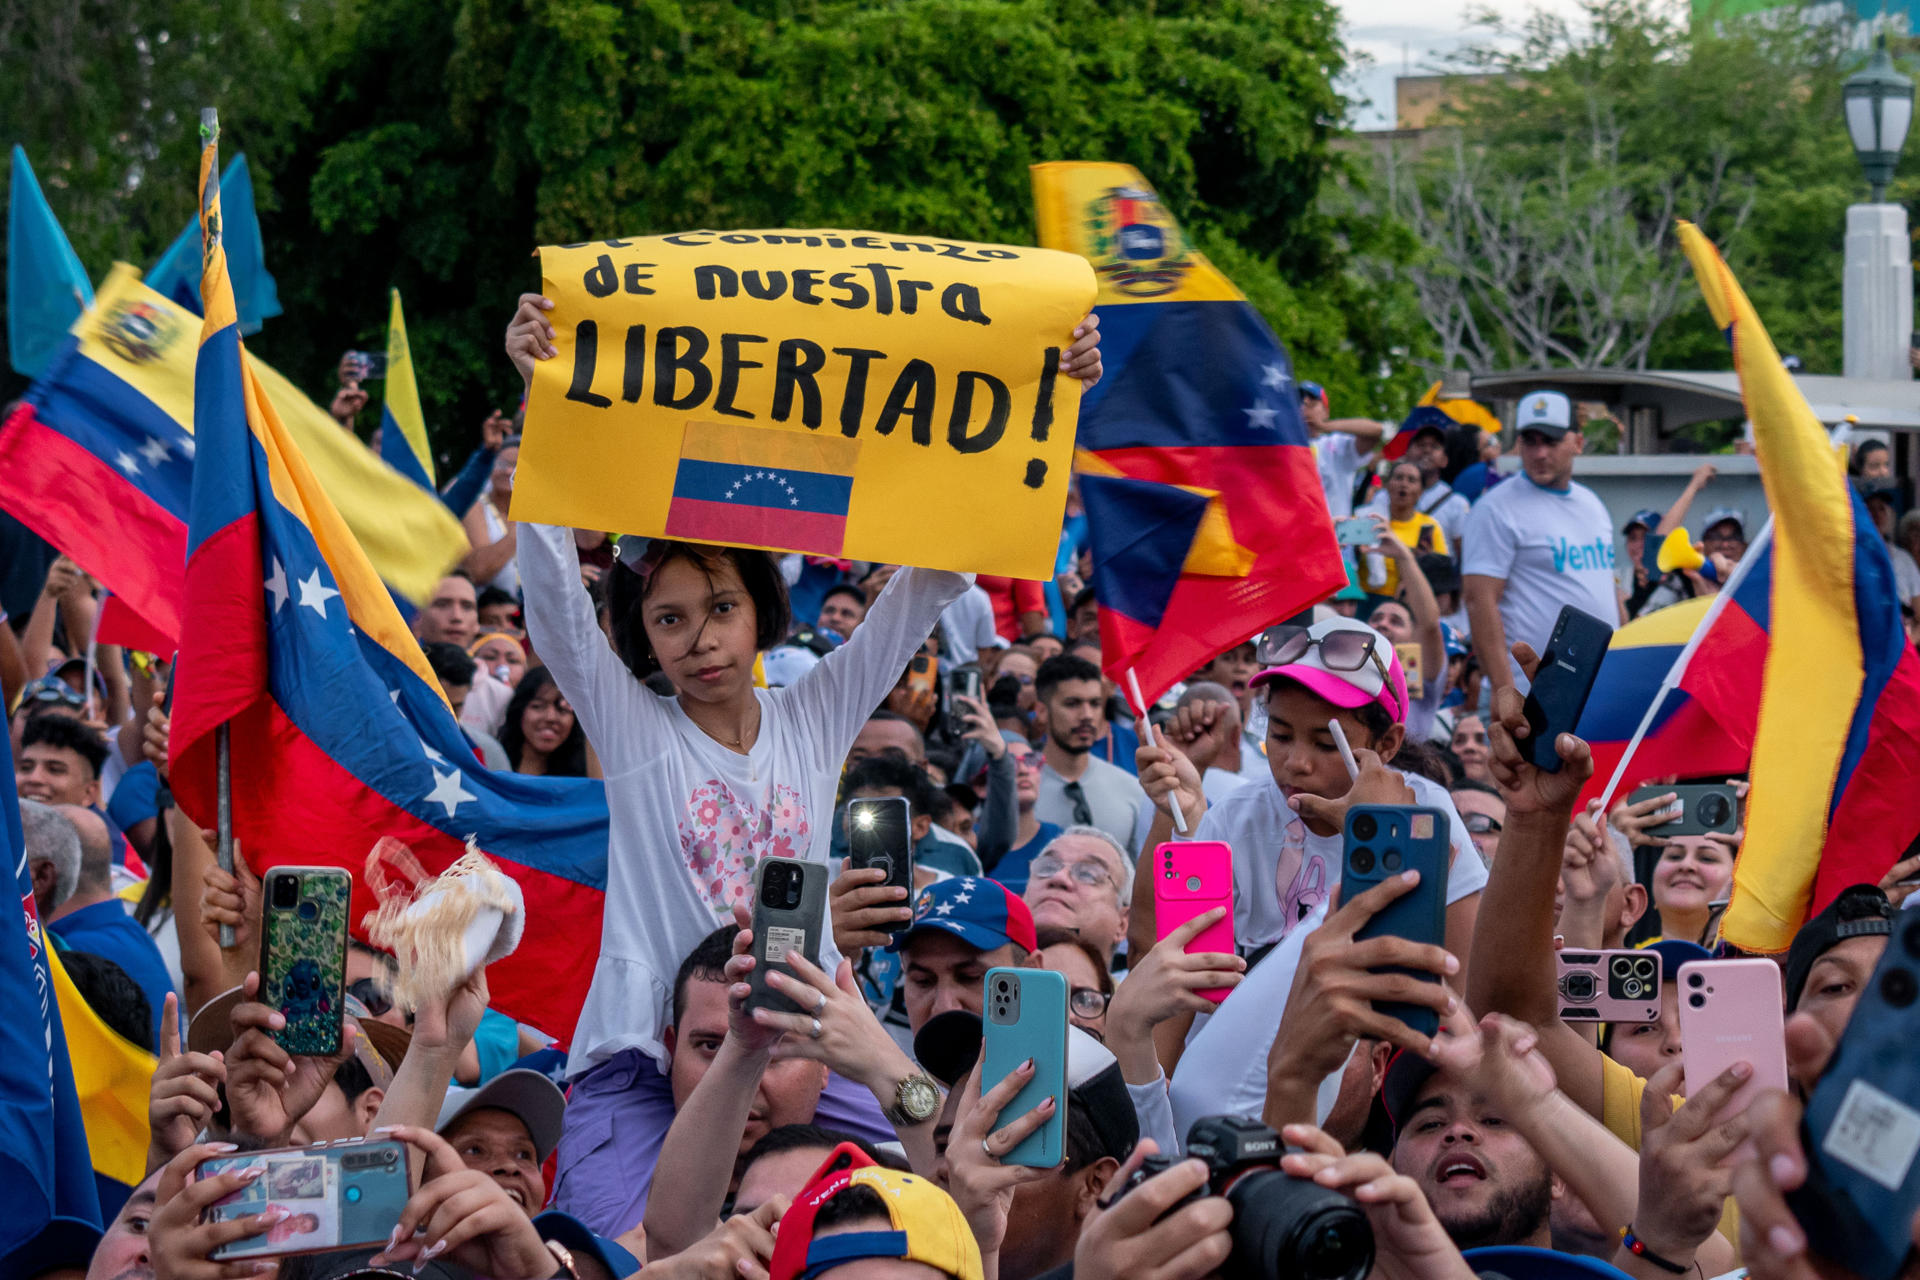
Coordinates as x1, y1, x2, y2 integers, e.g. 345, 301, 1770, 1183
1345, 805, 1451, 1037
203, 1138, 409, 1260
981, 967, 1069, 1169
258, 866, 351, 1057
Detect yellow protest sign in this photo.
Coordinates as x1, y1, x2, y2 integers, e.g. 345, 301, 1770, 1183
514, 230, 1097, 579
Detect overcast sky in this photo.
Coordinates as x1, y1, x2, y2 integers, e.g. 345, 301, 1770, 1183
1339, 0, 1588, 129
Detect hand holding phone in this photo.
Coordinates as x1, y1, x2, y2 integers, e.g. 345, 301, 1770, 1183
1334, 516, 1377, 548
747, 857, 825, 1016
1151, 841, 1236, 1003
1626, 783, 1739, 837
258, 867, 351, 1056
846, 798, 913, 938
981, 967, 1069, 1167
1521, 606, 1612, 772
1676, 959, 1786, 1162
946, 667, 983, 739
201, 1138, 410, 1260
1345, 805, 1451, 1036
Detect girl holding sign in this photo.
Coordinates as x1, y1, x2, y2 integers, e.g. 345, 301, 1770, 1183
503, 292, 1101, 1236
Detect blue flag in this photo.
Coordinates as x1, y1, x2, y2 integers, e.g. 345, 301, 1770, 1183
0, 730, 104, 1272
7, 146, 94, 377
145, 153, 282, 335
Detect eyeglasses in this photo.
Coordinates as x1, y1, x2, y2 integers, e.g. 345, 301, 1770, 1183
1463, 813, 1502, 835
1008, 752, 1042, 772
1030, 854, 1119, 892
1256, 626, 1390, 686
1060, 781, 1094, 828
1070, 986, 1111, 1020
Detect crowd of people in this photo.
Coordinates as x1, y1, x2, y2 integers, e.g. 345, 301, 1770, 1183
4, 291, 1919, 1280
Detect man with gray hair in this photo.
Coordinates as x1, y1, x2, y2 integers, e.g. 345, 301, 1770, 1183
1022, 825, 1131, 966
48, 803, 177, 1050
21, 797, 81, 921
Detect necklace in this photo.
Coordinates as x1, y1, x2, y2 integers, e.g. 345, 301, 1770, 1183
706, 701, 762, 755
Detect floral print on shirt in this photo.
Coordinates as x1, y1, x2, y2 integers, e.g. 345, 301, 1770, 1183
680, 779, 810, 915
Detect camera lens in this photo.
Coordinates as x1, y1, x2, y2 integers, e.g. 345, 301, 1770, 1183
1352, 814, 1378, 842
1352, 848, 1375, 875
1228, 1169, 1374, 1280
1382, 849, 1402, 872
1687, 972, 1705, 989
1689, 993, 1706, 1008
1635, 958, 1656, 979
1699, 794, 1731, 827
1620, 978, 1644, 998
1882, 969, 1918, 1009
271, 877, 299, 910
996, 977, 1011, 993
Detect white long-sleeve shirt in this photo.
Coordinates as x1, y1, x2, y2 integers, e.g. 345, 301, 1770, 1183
518, 523, 968, 1078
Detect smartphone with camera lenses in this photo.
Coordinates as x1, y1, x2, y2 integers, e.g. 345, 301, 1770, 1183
257, 867, 351, 1056
1792, 915, 1920, 1280
1344, 806, 1450, 1037
1626, 782, 1740, 838
747, 856, 826, 1016
847, 797, 914, 936
1520, 606, 1613, 772
1676, 958, 1786, 1163
946, 667, 983, 740
1554, 949, 1661, 1023
1153, 841, 1236, 1004
981, 967, 1069, 1168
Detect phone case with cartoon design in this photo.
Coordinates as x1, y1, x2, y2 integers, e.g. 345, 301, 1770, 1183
258, 867, 351, 1056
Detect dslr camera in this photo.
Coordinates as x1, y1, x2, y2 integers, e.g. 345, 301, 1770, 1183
1114, 1116, 1374, 1280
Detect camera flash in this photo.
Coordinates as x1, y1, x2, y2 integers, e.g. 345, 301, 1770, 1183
856, 810, 874, 829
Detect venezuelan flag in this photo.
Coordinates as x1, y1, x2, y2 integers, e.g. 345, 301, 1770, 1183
50, 944, 154, 1219
380, 289, 435, 490
0, 265, 471, 644
168, 123, 612, 1044
666, 420, 859, 556
1678, 223, 1920, 952
1032, 163, 1343, 700
0, 729, 102, 1274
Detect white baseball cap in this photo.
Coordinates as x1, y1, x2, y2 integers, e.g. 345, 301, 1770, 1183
1514, 390, 1574, 439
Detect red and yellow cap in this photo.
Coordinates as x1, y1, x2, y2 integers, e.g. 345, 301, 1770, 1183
768, 1144, 983, 1280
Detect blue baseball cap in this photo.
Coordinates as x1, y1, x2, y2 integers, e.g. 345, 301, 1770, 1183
1643, 938, 1712, 980
889, 876, 1037, 955
1299, 380, 1328, 406
1400, 405, 1455, 442
1440, 620, 1469, 658
533, 1212, 641, 1280
1622, 508, 1662, 535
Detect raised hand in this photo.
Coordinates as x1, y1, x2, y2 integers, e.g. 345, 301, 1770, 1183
1631, 1059, 1751, 1268
149, 1142, 277, 1280
1075, 1142, 1232, 1280
1486, 643, 1592, 818
505, 294, 557, 386
224, 970, 357, 1143
197, 841, 260, 954
367, 1125, 553, 1278
829, 865, 912, 956
1280, 1125, 1477, 1280
147, 992, 227, 1173
1063, 313, 1103, 390
1136, 737, 1205, 832
945, 1059, 1057, 1259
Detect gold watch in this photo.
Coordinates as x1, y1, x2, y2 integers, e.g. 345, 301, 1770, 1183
883, 1071, 943, 1125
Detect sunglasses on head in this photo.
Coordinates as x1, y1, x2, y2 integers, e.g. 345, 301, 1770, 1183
1256, 625, 1391, 686
23, 679, 85, 708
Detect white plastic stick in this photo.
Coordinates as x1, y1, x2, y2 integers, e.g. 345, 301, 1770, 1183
1328, 718, 1361, 782
1127, 668, 1188, 835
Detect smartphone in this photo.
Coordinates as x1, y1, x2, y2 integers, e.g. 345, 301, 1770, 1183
343, 350, 388, 381
946, 667, 983, 740
747, 856, 825, 1016
907, 653, 938, 700
1627, 783, 1740, 837
1334, 516, 1376, 547
202, 1138, 409, 1260
1396, 642, 1424, 698
1152, 841, 1236, 1004
981, 967, 1070, 1168
1677, 958, 1788, 1162
1792, 915, 1920, 1280
1345, 805, 1451, 1037
1555, 949, 1661, 1023
1521, 606, 1613, 772
258, 867, 351, 1057
847, 796, 914, 936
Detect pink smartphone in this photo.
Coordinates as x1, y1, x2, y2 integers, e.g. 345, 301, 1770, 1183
1555, 949, 1661, 1023
1677, 958, 1787, 1162
1153, 841, 1235, 1003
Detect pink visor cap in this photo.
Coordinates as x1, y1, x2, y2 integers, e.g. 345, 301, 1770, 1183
1249, 618, 1409, 724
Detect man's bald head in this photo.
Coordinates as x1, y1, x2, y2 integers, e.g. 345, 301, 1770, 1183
57, 804, 113, 896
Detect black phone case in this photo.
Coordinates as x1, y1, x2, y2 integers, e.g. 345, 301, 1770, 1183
1627, 783, 1741, 837
1345, 805, 1451, 1037
1522, 606, 1613, 773
1790, 916, 1920, 1280
847, 797, 914, 936
747, 856, 826, 1016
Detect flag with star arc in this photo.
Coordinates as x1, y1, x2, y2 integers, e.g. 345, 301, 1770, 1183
168, 130, 609, 1044
1032, 164, 1344, 701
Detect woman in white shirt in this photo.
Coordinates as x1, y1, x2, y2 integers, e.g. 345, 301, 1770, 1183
502, 293, 1102, 1233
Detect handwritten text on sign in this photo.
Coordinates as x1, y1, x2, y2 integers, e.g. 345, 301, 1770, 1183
514, 230, 1097, 579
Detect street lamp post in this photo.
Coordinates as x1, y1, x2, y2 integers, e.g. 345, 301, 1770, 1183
1842, 35, 1915, 381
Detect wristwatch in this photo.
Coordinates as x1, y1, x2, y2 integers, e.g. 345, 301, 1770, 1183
544, 1238, 580, 1279
883, 1071, 943, 1125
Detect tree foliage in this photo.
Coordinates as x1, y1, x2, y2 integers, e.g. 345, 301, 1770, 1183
1350, 0, 1905, 382
92, 0, 1413, 461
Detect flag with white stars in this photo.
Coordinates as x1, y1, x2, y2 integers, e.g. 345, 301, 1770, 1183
1033, 161, 1345, 702
168, 138, 611, 1044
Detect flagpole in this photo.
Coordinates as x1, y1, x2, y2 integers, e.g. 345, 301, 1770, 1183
1593, 516, 1774, 813
200, 104, 238, 949
1127, 668, 1190, 835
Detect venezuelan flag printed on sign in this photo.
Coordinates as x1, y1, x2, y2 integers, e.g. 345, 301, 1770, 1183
1032, 163, 1344, 701
666, 421, 860, 556
1677, 223, 1920, 952
168, 127, 611, 1045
